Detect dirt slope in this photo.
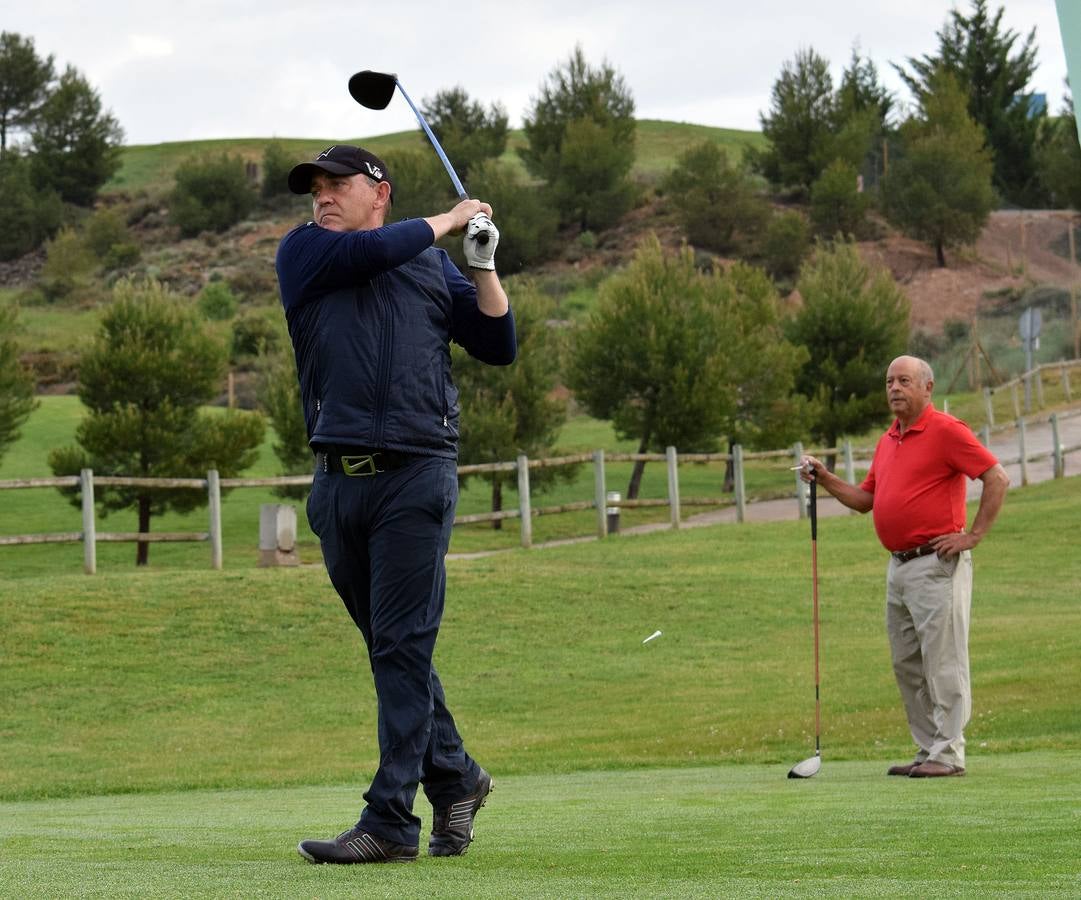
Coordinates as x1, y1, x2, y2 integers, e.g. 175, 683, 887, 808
858, 210, 1080, 333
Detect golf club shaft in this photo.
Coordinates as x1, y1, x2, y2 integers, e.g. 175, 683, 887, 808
393, 81, 468, 199
811, 477, 821, 754
391, 80, 490, 246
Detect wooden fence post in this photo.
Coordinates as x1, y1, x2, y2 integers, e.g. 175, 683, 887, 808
1011, 382, 1021, 419
1051, 413, 1063, 479
843, 440, 855, 484
1017, 420, 1028, 487
665, 446, 680, 530
517, 455, 532, 549
733, 444, 746, 524
1035, 368, 1044, 409
81, 468, 96, 575
1064, 364, 1072, 402
593, 450, 608, 539
793, 441, 807, 520
983, 388, 995, 428
208, 469, 222, 570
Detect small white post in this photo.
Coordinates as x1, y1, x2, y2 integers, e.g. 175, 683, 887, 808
208, 469, 222, 570
81, 468, 96, 575
517, 455, 532, 549
1063, 364, 1072, 402
843, 440, 855, 485
1011, 381, 1021, 419
666, 446, 680, 530
593, 450, 608, 539
259, 504, 299, 567
606, 491, 621, 534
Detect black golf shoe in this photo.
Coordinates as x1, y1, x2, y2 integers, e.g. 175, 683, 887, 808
297, 827, 418, 864
428, 769, 493, 857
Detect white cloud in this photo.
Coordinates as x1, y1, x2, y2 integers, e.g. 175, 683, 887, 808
127, 34, 174, 59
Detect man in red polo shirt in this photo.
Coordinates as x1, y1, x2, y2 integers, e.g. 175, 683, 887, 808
800, 355, 1009, 777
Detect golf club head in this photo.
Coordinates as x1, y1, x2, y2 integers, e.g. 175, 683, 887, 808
787, 755, 821, 779
348, 70, 398, 110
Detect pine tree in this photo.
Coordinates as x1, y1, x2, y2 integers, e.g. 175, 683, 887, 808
48, 280, 265, 565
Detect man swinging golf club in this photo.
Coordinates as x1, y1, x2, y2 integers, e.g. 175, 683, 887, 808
800, 356, 1008, 778
276, 145, 515, 862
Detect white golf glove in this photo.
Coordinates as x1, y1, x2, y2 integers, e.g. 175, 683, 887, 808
463, 213, 499, 270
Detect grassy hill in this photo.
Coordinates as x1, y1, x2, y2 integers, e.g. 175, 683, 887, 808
104, 120, 767, 198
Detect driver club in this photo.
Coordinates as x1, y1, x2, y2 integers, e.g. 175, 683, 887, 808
347, 70, 489, 244
788, 473, 822, 779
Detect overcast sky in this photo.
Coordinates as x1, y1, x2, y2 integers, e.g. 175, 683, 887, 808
7, 1, 1071, 146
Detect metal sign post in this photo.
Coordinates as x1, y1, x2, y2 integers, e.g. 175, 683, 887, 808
1019, 307, 1042, 412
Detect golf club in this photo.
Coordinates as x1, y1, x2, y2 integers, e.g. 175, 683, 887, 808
788, 473, 822, 779
348, 70, 489, 243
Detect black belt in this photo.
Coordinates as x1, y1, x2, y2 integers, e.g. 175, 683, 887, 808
315, 446, 414, 476
891, 542, 938, 564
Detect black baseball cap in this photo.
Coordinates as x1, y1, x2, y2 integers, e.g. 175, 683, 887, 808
287, 145, 394, 200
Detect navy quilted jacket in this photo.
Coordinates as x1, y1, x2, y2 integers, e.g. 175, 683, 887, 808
276, 218, 516, 458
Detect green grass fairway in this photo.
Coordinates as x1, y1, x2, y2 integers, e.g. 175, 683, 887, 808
2, 757, 1079, 898
2, 402, 1080, 894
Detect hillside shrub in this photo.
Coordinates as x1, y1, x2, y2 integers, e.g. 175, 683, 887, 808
39, 227, 97, 302
169, 153, 255, 237
810, 159, 868, 238
760, 210, 811, 282
82, 207, 141, 271
260, 141, 294, 198
231, 312, 280, 360
197, 281, 238, 321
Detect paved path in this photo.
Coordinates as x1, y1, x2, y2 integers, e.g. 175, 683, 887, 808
447, 406, 1081, 559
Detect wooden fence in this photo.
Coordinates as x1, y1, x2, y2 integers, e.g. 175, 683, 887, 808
4, 408, 1081, 571
980, 359, 1081, 426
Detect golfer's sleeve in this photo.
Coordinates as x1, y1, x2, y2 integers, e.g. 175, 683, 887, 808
277, 219, 434, 308
443, 254, 516, 365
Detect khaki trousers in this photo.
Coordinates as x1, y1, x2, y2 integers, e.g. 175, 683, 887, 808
885, 550, 973, 768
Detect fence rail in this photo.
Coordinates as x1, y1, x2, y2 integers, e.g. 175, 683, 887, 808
3, 408, 1079, 571
981, 359, 1081, 428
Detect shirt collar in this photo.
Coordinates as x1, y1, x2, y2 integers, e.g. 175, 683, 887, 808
888, 402, 935, 439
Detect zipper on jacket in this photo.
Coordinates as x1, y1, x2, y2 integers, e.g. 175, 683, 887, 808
372, 279, 394, 446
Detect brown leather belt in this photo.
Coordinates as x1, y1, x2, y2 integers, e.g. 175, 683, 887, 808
315, 446, 414, 476
891, 542, 938, 564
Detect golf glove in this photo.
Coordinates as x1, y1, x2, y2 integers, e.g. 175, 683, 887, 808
463, 213, 499, 270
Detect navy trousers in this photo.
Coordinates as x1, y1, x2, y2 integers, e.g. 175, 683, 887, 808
307, 454, 481, 846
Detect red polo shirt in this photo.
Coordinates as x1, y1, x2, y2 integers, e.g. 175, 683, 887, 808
859, 404, 998, 552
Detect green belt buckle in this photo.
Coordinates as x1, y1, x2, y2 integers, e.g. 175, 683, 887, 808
341, 454, 383, 477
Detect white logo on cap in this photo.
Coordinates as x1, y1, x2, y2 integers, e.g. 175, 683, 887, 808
365, 162, 383, 179
317, 146, 336, 159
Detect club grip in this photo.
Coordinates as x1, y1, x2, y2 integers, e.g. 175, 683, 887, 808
809, 476, 817, 540
460, 192, 490, 245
